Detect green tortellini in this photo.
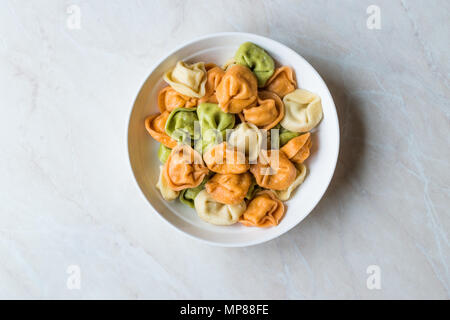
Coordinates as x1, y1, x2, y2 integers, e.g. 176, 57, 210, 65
179, 177, 209, 208
197, 103, 235, 152
165, 107, 199, 144
279, 126, 300, 147
272, 124, 300, 147
235, 42, 275, 87
158, 144, 172, 164
245, 178, 262, 201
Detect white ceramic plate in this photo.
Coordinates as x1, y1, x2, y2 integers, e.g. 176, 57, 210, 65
128, 32, 339, 247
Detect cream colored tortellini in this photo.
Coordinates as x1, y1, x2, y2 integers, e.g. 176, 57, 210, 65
273, 163, 307, 201
227, 122, 263, 164
156, 166, 179, 201
281, 89, 323, 133
194, 190, 246, 225
164, 61, 207, 98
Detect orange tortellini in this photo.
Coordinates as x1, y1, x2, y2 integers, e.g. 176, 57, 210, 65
163, 144, 209, 191
144, 112, 178, 148
205, 172, 252, 205
240, 190, 285, 227
274, 163, 307, 201
215, 65, 258, 113
264, 66, 297, 98
199, 64, 225, 104
144, 42, 325, 229
280, 132, 312, 163
250, 150, 297, 190
203, 142, 250, 174
158, 86, 198, 112
227, 122, 263, 164
240, 90, 284, 130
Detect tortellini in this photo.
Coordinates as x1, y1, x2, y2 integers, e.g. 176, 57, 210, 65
250, 150, 297, 190
179, 177, 208, 208
194, 190, 246, 225
245, 178, 261, 200
203, 142, 249, 174
239, 190, 285, 227
156, 166, 179, 201
277, 124, 300, 147
235, 42, 275, 87
199, 64, 225, 104
281, 89, 323, 133
280, 132, 312, 163
264, 66, 297, 98
197, 103, 235, 152
274, 163, 307, 201
205, 172, 252, 205
158, 86, 198, 112
215, 64, 258, 113
240, 90, 284, 130
164, 61, 207, 98
165, 107, 199, 143
145, 112, 178, 148
158, 144, 172, 164
163, 144, 209, 191
227, 122, 263, 164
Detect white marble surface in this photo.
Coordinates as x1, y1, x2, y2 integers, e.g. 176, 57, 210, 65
0, 0, 449, 299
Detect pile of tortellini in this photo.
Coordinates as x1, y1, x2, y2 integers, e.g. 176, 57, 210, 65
145, 42, 323, 227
